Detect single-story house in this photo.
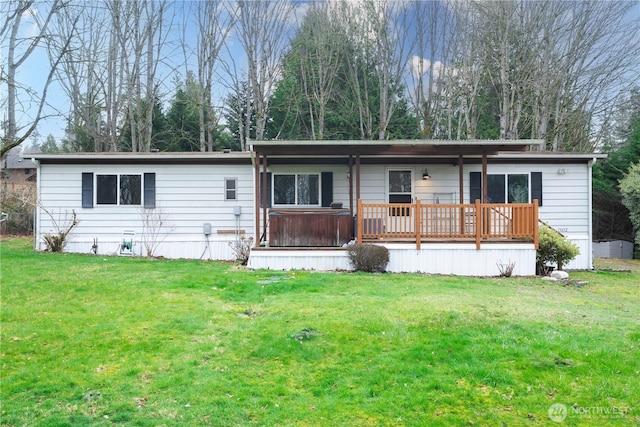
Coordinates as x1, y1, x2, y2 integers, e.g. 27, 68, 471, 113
31, 140, 606, 276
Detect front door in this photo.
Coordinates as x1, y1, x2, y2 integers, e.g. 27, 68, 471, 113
387, 169, 414, 233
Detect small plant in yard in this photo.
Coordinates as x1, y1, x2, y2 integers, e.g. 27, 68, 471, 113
138, 206, 174, 257
536, 226, 580, 274
228, 235, 254, 265
496, 259, 516, 277
42, 209, 79, 252
346, 243, 389, 272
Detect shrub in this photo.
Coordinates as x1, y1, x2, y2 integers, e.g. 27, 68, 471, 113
619, 161, 640, 246
496, 259, 516, 277
536, 226, 580, 274
43, 209, 79, 252
347, 244, 389, 272
228, 235, 254, 265
0, 184, 36, 235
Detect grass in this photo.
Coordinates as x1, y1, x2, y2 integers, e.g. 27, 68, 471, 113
1, 237, 639, 426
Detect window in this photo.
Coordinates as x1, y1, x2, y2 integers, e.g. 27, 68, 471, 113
273, 173, 320, 206
225, 178, 237, 201
470, 172, 542, 205
388, 169, 412, 215
96, 174, 141, 205
97, 175, 118, 204
119, 175, 142, 205
487, 174, 529, 203
83, 173, 155, 208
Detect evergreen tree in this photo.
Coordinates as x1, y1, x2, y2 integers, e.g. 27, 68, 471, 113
165, 74, 201, 151
593, 90, 640, 241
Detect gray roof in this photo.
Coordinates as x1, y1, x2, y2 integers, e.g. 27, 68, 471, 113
2, 147, 38, 169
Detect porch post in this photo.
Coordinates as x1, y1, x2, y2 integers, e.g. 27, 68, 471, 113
481, 152, 488, 203
355, 154, 361, 203
458, 155, 465, 235
415, 199, 421, 250
262, 154, 268, 244
348, 155, 354, 215
458, 155, 464, 203
533, 199, 539, 249
475, 198, 482, 250
254, 152, 260, 245
481, 152, 489, 238
357, 198, 363, 244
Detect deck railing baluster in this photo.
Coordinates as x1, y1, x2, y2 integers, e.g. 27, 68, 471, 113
357, 200, 537, 249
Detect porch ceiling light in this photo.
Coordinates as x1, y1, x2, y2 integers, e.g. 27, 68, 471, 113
422, 169, 431, 180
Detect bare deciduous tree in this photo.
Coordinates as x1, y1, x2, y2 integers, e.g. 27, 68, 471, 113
1, 0, 76, 158
408, 0, 457, 139
294, 2, 345, 140
195, 1, 236, 151
237, 0, 295, 144
55, 2, 110, 151
335, 0, 414, 140
454, 0, 640, 150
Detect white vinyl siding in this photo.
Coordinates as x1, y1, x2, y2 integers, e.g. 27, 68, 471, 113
36, 163, 254, 259
35, 157, 594, 269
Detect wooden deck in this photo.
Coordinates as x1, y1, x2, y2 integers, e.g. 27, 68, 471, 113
356, 199, 539, 250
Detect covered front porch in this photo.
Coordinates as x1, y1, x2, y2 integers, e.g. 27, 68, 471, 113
248, 199, 539, 276
248, 139, 543, 275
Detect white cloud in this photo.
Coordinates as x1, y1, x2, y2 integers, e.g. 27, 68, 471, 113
409, 56, 452, 81
20, 6, 40, 38
410, 55, 431, 78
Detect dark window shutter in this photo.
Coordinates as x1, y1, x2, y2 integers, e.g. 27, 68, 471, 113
82, 173, 93, 208
144, 173, 156, 208
260, 172, 272, 208
531, 172, 542, 206
321, 172, 333, 207
470, 171, 482, 203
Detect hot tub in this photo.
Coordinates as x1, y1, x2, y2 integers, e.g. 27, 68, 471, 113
268, 208, 353, 247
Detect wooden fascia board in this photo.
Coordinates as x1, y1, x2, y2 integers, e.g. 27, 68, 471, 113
253, 145, 529, 157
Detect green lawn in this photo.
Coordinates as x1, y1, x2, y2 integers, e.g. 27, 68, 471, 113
1, 238, 638, 426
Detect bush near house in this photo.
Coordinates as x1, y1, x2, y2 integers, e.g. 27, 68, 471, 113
346, 243, 390, 272
0, 184, 35, 235
536, 226, 580, 274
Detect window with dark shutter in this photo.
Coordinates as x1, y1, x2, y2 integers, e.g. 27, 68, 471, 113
260, 172, 272, 208
144, 173, 156, 208
321, 172, 333, 207
82, 173, 94, 208
470, 172, 482, 203
531, 172, 543, 206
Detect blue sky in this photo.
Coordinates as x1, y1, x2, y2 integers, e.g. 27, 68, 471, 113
4, 0, 640, 149
3, 0, 314, 148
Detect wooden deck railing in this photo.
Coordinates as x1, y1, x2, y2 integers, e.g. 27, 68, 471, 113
356, 199, 539, 250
